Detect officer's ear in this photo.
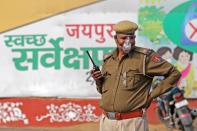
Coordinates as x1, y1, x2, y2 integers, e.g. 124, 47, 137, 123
114, 35, 117, 39
114, 35, 117, 42
114, 35, 118, 43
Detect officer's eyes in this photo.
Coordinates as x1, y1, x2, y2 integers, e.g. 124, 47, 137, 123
119, 36, 135, 40
121, 37, 127, 39
129, 35, 136, 39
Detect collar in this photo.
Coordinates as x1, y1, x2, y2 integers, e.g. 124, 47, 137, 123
128, 46, 135, 57
112, 49, 118, 60
111, 47, 135, 60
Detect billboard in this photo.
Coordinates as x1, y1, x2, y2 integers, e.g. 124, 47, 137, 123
0, 0, 197, 98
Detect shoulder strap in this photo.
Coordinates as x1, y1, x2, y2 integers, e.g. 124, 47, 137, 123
103, 53, 113, 62
134, 46, 153, 55
134, 46, 154, 77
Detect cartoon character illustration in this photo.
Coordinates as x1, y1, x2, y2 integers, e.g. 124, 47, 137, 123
157, 46, 174, 64
173, 46, 195, 97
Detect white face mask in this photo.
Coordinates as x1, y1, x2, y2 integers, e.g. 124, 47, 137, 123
122, 39, 132, 54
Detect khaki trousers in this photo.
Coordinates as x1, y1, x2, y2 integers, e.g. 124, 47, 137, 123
99, 114, 149, 131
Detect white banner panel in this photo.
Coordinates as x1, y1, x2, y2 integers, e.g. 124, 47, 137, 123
0, 11, 137, 97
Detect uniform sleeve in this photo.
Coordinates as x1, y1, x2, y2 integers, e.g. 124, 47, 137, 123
96, 79, 103, 94
146, 50, 181, 99
95, 65, 105, 94
96, 54, 112, 94
96, 81, 103, 94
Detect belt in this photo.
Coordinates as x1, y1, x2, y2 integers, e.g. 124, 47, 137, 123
104, 109, 143, 120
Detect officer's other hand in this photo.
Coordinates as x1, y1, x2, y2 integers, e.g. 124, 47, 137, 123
90, 69, 103, 81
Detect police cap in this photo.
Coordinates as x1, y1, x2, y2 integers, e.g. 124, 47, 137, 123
113, 20, 138, 35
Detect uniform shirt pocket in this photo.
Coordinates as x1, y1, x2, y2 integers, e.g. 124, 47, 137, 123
122, 69, 140, 90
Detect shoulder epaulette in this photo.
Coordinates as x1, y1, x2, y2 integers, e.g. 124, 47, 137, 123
103, 53, 112, 62
134, 46, 153, 55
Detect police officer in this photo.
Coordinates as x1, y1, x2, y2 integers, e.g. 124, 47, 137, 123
90, 20, 181, 131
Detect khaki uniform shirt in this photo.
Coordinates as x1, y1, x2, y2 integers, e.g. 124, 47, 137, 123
97, 46, 181, 113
